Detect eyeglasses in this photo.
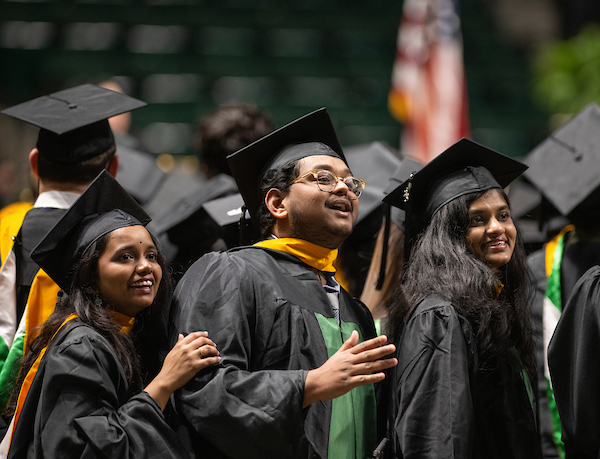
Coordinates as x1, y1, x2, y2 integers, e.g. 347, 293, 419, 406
292, 169, 366, 198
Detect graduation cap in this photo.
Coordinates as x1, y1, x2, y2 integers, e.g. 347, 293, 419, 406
31, 170, 150, 293
115, 140, 167, 205
1, 84, 147, 164
148, 174, 237, 236
383, 157, 424, 230
373, 157, 423, 289
524, 103, 600, 223
344, 142, 401, 224
203, 193, 258, 246
203, 193, 247, 228
383, 138, 527, 259
226, 107, 346, 225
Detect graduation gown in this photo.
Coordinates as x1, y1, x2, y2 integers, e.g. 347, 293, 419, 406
528, 232, 600, 458
0, 208, 66, 414
13, 208, 66, 321
548, 265, 600, 459
169, 246, 379, 459
528, 249, 560, 458
8, 320, 189, 459
389, 295, 541, 459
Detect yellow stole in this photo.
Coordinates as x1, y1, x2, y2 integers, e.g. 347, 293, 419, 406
12, 313, 78, 435
0, 202, 33, 266
12, 310, 135, 438
24, 272, 61, 350
253, 238, 338, 273
545, 225, 575, 278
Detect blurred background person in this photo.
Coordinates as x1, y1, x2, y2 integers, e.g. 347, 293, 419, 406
148, 104, 274, 280
359, 158, 422, 332
523, 102, 600, 458
98, 78, 167, 208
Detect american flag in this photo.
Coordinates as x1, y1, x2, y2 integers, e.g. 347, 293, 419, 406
388, 0, 470, 163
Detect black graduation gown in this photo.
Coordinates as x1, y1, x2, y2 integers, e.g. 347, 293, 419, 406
389, 295, 541, 459
528, 249, 559, 458
548, 265, 600, 459
8, 321, 190, 459
168, 246, 379, 459
528, 239, 600, 459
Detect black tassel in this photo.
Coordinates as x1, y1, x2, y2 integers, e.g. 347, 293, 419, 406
376, 204, 391, 290
239, 205, 248, 246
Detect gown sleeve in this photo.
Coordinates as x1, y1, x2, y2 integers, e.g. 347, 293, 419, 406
392, 299, 475, 459
169, 252, 309, 459
548, 265, 600, 458
10, 328, 189, 459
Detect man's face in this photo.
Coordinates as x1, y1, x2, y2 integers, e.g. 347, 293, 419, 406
284, 155, 359, 249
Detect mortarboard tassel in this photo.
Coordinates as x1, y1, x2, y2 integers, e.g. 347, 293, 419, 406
375, 204, 391, 290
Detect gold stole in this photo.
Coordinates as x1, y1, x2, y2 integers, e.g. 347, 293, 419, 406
253, 238, 338, 273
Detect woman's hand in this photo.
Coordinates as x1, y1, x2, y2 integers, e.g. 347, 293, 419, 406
303, 331, 397, 408
145, 331, 220, 410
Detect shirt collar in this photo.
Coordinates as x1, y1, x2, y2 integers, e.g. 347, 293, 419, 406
34, 190, 80, 209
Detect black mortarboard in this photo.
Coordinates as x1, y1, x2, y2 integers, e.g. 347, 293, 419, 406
1, 84, 147, 164
31, 170, 150, 292
524, 103, 600, 220
203, 193, 258, 246
383, 157, 424, 230
226, 108, 346, 225
344, 142, 401, 224
383, 138, 527, 257
203, 193, 248, 228
148, 174, 237, 236
116, 143, 167, 205
375, 157, 423, 289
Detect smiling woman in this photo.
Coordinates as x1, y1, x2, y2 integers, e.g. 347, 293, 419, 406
465, 188, 517, 270
382, 139, 542, 458
97, 225, 163, 318
2, 172, 220, 458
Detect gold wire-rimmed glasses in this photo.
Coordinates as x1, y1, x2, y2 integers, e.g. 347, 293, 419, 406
292, 169, 366, 198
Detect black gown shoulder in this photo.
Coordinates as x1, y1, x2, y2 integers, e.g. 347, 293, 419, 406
9, 321, 190, 459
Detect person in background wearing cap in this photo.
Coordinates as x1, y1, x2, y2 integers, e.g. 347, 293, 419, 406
97, 78, 167, 208
0, 84, 146, 421
1, 171, 220, 458
524, 103, 600, 458
547, 266, 600, 459
168, 108, 397, 458
360, 158, 422, 333
149, 104, 274, 281
383, 139, 541, 458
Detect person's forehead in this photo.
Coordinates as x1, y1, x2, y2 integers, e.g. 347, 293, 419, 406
298, 155, 351, 174
105, 225, 152, 245
468, 189, 509, 211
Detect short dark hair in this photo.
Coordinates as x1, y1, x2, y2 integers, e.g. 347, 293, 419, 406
256, 160, 299, 240
37, 144, 116, 184
195, 105, 274, 177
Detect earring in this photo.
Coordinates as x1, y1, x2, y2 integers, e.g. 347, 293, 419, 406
94, 293, 103, 307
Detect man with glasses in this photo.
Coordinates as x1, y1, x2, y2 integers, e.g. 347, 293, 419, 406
168, 108, 397, 459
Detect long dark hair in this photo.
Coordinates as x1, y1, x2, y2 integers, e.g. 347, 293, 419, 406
387, 189, 536, 380
6, 227, 172, 416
